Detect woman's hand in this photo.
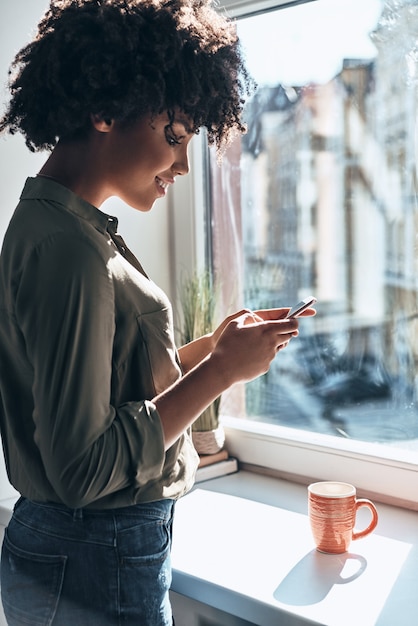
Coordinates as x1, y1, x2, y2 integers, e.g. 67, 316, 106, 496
157, 304, 316, 449
178, 308, 264, 373
211, 308, 261, 345
210, 310, 300, 386
179, 305, 316, 374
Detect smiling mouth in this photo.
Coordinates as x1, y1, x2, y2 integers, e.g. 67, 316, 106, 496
156, 177, 170, 190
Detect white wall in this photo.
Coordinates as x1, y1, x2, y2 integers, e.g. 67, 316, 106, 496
0, 0, 172, 297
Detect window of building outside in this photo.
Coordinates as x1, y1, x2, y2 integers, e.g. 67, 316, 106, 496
206, 0, 418, 504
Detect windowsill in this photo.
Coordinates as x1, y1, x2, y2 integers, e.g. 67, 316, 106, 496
170, 470, 418, 626
0, 471, 416, 625
220, 417, 418, 509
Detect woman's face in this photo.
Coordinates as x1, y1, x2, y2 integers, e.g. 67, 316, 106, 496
100, 111, 194, 212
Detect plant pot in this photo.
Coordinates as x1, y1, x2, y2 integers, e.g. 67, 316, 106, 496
192, 424, 225, 455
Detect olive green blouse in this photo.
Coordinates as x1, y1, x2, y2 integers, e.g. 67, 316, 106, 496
0, 177, 198, 509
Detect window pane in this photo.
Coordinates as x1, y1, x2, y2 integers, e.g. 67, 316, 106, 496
210, 0, 418, 453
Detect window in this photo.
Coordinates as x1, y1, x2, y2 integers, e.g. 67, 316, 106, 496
183, 0, 418, 506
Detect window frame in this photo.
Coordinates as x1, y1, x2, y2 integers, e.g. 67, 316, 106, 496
170, 0, 418, 509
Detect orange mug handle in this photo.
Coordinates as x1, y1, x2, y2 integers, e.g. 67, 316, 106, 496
352, 498, 378, 541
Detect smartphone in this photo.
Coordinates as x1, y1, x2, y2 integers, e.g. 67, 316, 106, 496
286, 296, 317, 319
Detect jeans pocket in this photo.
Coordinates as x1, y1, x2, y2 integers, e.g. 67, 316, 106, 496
1, 528, 67, 626
118, 519, 173, 625
119, 518, 171, 566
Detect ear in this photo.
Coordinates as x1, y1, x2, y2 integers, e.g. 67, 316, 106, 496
90, 113, 114, 132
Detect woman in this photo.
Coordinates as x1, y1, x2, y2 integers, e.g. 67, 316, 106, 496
0, 1, 314, 624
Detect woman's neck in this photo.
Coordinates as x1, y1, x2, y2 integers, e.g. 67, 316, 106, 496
38, 137, 109, 208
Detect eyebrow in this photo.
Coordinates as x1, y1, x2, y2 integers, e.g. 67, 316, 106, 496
173, 116, 194, 135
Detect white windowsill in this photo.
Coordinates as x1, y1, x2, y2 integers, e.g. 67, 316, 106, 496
170, 470, 418, 626
221, 416, 418, 509
0, 471, 416, 625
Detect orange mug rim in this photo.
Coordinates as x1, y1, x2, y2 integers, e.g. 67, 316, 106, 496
308, 481, 356, 498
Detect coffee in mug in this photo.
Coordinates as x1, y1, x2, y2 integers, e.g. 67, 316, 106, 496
308, 481, 378, 554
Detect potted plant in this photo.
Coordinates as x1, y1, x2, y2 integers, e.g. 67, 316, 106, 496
178, 270, 224, 455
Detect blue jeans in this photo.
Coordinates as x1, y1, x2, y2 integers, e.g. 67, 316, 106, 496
1, 497, 175, 625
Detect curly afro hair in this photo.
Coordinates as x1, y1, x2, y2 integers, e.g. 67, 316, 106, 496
0, 0, 255, 153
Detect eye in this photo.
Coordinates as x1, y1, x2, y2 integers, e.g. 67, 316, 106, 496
164, 125, 181, 147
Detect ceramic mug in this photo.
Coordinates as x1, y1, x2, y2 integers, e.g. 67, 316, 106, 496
308, 481, 378, 554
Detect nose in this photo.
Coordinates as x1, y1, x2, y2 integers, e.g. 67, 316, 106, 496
172, 144, 190, 176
